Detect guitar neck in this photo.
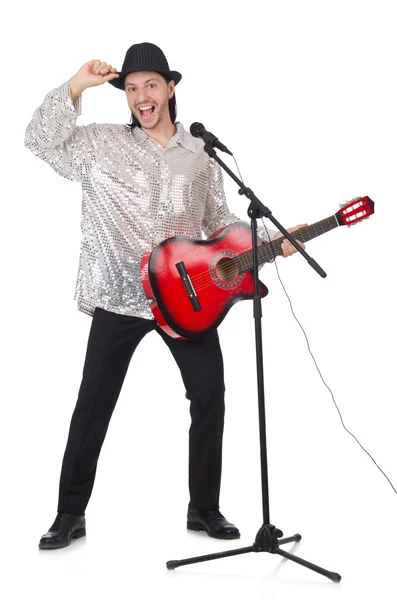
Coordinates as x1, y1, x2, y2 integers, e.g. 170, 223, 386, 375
236, 214, 340, 272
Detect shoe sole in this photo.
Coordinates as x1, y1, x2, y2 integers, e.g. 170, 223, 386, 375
187, 521, 240, 539
39, 527, 86, 550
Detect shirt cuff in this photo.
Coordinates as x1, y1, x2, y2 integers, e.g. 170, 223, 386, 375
63, 80, 82, 117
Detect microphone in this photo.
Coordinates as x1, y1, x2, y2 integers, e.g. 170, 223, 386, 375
190, 122, 233, 156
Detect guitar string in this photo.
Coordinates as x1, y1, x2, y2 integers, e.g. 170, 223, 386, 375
184, 222, 314, 293
186, 209, 366, 288
187, 210, 349, 287
189, 215, 344, 287
189, 225, 333, 287
189, 217, 361, 291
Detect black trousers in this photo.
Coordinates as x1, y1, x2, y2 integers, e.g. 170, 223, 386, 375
57, 307, 225, 516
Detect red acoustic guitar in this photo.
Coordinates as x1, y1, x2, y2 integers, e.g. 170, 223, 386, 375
140, 196, 374, 340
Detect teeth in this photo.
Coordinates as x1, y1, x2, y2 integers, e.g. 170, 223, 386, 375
139, 105, 154, 111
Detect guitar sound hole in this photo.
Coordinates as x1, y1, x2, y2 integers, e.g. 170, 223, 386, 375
215, 257, 238, 282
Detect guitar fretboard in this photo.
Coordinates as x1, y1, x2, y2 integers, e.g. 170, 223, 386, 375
235, 215, 339, 273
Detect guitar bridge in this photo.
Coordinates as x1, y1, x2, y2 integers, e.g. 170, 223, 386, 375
175, 262, 202, 312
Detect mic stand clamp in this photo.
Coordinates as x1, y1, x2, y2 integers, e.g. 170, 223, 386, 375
166, 145, 341, 583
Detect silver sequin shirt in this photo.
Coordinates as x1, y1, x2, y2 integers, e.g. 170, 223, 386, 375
24, 80, 276, 319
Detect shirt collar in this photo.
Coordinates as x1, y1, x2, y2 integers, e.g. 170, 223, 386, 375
130, 121, 197, 153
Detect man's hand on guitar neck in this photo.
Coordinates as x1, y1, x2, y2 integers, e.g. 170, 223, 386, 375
273, 223, 308, 257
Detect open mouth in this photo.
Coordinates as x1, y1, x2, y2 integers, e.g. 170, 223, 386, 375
138, 105, 155, 121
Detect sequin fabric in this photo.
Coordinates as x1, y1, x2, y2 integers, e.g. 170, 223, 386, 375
24, 80, 276, 319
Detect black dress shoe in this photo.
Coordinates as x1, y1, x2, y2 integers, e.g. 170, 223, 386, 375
187, 508, 240, 539
39, 512, 86, 550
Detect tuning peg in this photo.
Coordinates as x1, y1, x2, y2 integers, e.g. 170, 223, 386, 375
340, 196, 363, 208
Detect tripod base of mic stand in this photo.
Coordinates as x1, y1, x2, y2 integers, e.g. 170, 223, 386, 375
166, 524, 341, 583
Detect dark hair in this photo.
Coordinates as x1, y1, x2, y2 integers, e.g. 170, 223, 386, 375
125, 73, 177, 130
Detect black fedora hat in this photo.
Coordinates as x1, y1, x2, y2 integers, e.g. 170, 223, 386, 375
108, 42, 182, 90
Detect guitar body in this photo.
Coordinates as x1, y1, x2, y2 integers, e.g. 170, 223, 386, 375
140, 222, 268, 340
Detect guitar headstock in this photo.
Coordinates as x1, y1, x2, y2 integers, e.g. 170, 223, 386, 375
336, 196, 375, 227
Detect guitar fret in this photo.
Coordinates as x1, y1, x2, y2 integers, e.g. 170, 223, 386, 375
238, 214, 339, 273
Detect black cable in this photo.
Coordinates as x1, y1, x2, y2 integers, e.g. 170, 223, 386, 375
261, 215, 397, 495
231, 154, 396, 495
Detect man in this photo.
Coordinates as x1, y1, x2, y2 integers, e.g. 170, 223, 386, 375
25, 42, 306, 550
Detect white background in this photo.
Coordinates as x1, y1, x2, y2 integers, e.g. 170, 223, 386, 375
1, 0, 396, 598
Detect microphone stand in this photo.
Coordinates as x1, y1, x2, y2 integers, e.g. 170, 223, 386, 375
166, 143, 341, 583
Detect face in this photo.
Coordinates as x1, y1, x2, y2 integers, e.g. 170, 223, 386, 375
124, 71, 175, 131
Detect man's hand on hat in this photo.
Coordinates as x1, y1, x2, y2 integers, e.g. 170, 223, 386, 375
70, 60, 120, 97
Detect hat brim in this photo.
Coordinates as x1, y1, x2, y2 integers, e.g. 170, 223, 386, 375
108, 69, 182, 90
